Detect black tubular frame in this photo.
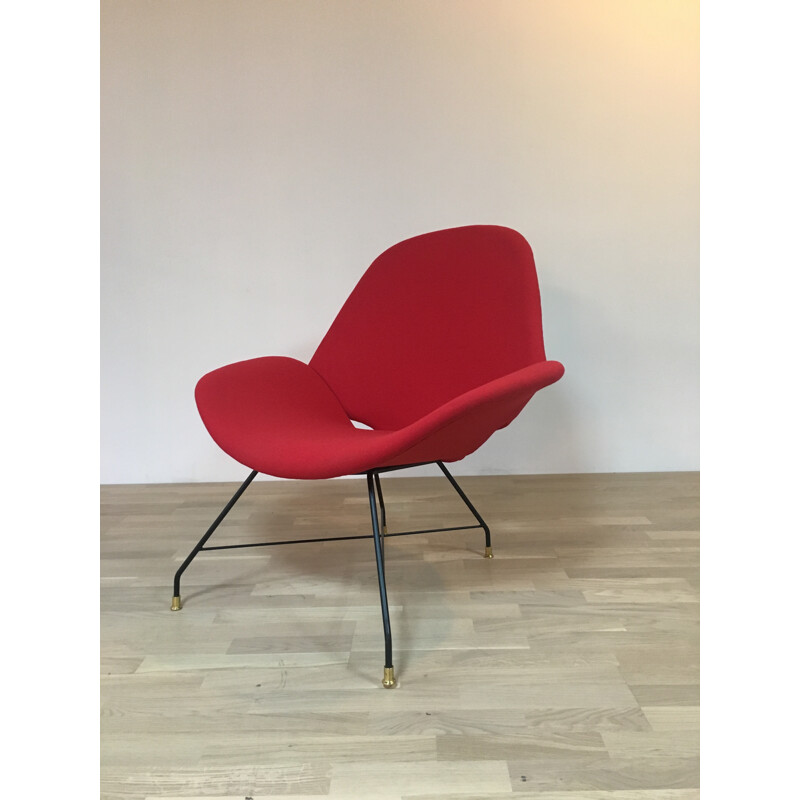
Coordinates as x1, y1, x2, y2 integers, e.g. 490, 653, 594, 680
172, 469, 258, 602
367, 472, 392, 676
171, 460, 493, 684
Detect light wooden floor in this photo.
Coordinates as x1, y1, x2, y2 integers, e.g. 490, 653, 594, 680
101, 471, 699, 799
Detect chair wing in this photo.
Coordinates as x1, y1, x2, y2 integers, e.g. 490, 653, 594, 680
375, 359, 565, 468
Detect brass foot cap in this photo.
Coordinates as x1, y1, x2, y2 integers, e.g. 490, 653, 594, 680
171, 596, 182, 611
484, 546, 494, 559
382, 667, 396, 689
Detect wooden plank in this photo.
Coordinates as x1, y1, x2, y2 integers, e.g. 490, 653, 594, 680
101, 471, 700, 798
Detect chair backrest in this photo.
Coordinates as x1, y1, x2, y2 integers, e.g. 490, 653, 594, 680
309, 225, 547, 430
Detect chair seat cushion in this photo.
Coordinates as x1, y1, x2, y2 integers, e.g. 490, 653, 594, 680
196, 355, 563, 479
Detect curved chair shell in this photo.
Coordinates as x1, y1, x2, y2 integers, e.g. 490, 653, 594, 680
195, 225, 564, 478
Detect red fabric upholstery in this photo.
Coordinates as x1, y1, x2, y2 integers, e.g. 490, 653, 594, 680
311, 225, 548, 429
196, 226, 564, 479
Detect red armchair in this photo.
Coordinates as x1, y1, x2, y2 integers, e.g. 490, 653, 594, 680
173, 225, 564, 687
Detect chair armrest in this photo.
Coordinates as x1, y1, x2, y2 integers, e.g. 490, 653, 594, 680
384, 360, 565, 458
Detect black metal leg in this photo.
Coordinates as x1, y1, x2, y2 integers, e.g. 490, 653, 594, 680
171, 469, 258, 610
367, 471, 396, 688
436, 461, 494, 558
374, 472, 387, 559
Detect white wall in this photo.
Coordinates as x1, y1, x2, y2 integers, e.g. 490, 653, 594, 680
101, 0, 698, 484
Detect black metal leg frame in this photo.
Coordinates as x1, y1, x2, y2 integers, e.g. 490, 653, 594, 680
171, 461, 493, 688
